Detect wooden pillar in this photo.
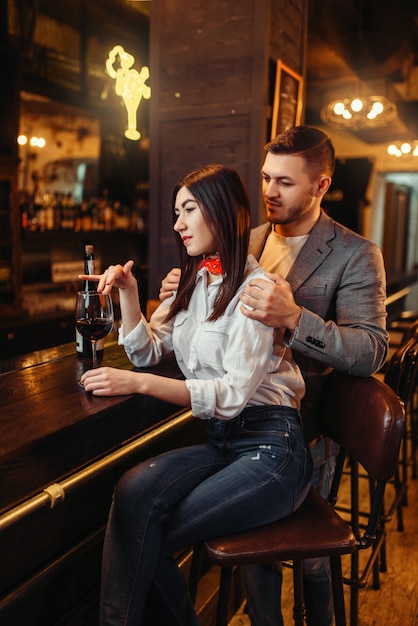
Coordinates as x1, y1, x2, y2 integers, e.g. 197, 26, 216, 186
0, 44, 21, 315
148, 0, 308, 298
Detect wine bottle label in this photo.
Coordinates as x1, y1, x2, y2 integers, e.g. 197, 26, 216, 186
76, 330, 104, 358
76, 327, 92, 357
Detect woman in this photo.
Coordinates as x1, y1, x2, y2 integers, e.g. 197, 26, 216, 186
80, 164, 312, 625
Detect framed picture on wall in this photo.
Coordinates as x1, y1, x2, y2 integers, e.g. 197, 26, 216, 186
271, 60, 303, 138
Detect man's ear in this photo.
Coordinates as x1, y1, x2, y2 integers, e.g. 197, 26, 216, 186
316, 175, 332, 197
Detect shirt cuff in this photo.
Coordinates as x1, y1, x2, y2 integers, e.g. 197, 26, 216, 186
185, 378, 216, 419
284, 323, 300, 347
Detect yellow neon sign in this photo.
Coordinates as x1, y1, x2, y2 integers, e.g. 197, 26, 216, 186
106, 45, 151, 140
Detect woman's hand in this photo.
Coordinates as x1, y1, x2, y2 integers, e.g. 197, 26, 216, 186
80, 366, 143, 396
80, 366, 191, 406
79, 260, 136, 295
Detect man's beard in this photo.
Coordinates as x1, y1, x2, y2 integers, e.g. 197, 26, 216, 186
268, 192, 315, 226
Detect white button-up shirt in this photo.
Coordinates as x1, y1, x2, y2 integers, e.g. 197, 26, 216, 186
119, 255, 305, 420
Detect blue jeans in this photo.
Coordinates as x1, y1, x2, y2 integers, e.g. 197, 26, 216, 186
241, 453, 337, 626
100, 405, 313, 625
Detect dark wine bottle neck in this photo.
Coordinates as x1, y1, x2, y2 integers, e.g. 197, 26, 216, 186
84, 251, 95, 291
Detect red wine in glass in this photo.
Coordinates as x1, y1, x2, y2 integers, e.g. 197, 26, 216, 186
76, 318, 113, 342
75, 291, 114, 367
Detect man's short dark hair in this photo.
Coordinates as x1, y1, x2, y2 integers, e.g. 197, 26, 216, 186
265, 125, 335, 179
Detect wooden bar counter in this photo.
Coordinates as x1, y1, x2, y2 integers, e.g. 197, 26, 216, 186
0, 339, 206, 625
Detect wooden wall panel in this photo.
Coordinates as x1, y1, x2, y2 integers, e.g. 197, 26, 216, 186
148, 0, 308, 297
156, 114, 253, 275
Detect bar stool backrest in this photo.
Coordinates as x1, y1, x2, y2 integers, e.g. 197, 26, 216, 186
320, 371, 405, 482
400, 318, 418, 343
384, 336, 418, 407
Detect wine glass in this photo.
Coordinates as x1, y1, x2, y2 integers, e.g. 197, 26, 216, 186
75, 291, 114, 367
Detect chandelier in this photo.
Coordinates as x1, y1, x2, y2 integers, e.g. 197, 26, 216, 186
321, 95, 397, 130
387, 141, 418, 157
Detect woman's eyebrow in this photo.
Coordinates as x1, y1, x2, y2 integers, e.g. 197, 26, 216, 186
181, 198, 197, 207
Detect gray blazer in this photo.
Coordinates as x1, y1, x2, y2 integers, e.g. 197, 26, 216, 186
250, 210, 389, 442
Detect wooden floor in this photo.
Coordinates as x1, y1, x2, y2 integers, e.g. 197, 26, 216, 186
229, 454, 418, 626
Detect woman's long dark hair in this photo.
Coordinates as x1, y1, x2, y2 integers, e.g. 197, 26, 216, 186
164, 164, 251, 323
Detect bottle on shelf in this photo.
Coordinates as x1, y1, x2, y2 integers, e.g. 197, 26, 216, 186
76, 242, 105, 358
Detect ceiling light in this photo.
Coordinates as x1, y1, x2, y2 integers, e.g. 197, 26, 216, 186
387, 141, 418, 157
321, 95, 397, 130
350, 98, 363, 113
17, 135, 46, 148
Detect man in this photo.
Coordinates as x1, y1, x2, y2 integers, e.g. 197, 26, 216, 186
159, 126, 389, 625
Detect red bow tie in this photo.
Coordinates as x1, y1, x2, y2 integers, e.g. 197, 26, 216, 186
197, 255, 223, 275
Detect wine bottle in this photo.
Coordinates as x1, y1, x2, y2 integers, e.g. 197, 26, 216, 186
76, 243, 105, 358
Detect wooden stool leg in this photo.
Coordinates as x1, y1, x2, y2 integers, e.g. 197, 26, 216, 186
330, 555, 347, 626
401, 430, 409, 506
411, 395, 418, 479
292, 561, 306, 626
188, 544, 204, 604
216, 566, 233, 626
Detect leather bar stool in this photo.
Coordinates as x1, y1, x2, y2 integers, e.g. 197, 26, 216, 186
189, 373, 405, 626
